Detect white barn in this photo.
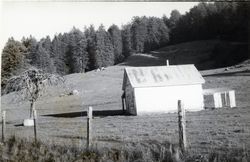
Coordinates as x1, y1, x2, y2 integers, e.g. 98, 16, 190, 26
121, 65, 205, 115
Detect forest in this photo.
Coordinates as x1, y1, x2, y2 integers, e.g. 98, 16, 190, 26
1, 2, 249, 89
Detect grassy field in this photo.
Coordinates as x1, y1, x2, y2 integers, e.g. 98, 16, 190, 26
1, 40, 250, 161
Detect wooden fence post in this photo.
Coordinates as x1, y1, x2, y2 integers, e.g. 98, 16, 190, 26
121, 96, 125, 112
229, 90, 236, 108
2, 111, 6, 143
223, 92, 228, 107
178, 100, 187, 154
213, 92, 222, 108
87, 106, 93, 149
33, 110, 37, 143
166, 59, 169, 66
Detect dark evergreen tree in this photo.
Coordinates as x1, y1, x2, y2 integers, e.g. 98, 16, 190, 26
51, 34, 68, 75
234, 2, 250, 41
108, 24, 123, 64
157, 18, 170, 47
95, 24, 114, 68
21, 36, 38, 65
169, 10, 181, 30
68, 27, 88, 73
85, 25, 97, 71
145, 17, 169, 51
162, 14, 170, 27
145, 17, 159, 52
131, 16, 148, 53
1, 38, 26, 88
170, 2, 250, 43
121, 24, 132, 57
33, 39, 55, 73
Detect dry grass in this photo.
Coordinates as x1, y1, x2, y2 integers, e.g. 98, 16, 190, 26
0, 136, 249, 162
0, 136, 181, 162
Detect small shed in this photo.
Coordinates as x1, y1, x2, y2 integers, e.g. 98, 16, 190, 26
121, 65, 205, 115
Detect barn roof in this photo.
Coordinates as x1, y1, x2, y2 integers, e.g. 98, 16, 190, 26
122, 65, 205, 89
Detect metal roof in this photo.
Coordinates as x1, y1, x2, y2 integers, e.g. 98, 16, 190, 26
123, 65, 205, 89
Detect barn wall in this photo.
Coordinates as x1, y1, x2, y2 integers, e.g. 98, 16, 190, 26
125, 80, 137, 115
134, 84, 204, 113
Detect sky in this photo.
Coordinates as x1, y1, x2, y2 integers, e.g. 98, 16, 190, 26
0, 1, 198, 52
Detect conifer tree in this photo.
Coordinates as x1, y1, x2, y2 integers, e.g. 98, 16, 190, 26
85, 25, 97, 70
68, 27, 88, 73
95, 24, 114, 68
1, 38, 26, 88
34, 40, 55, 73
51, 34, 68, 75
121, 24, 132, 57
108, 24, 123, 64
131, 16, 148, 53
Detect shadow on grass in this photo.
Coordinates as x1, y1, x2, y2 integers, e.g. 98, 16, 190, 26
14, 123, 24, 127
203, 70, 250, 77
43, 110, 131, 118
53, 135, 122, 143
119, 54, 164, 67
53, 135, 83, 139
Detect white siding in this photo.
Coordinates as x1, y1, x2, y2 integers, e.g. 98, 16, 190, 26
134, 84, 204, 113
125, 81, 137, 115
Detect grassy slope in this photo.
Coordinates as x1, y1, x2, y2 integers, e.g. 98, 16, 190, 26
121, 40, 219, 70
1, 40, 250, 155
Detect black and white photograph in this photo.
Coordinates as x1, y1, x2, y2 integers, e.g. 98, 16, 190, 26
0, 1, 250, 161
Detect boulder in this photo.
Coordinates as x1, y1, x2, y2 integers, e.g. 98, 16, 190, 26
72, 89, 79, 95
23, 119, 34, 126
68, 89, 79, 96
59, 93, 66, 97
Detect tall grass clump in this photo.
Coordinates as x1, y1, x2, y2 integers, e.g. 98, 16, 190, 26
0, 136, 249, 162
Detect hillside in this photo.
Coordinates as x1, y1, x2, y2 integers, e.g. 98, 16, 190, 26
1, 40, 233, 114
1, 40, 250, 157
122, 40, 249, 70
2, 39, 250, 120
122, 40, 218, 69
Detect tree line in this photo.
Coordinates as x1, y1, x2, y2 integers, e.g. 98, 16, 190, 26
168, 2, 249, 43
1, 2, 249, 89
2, 17, 169, 79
